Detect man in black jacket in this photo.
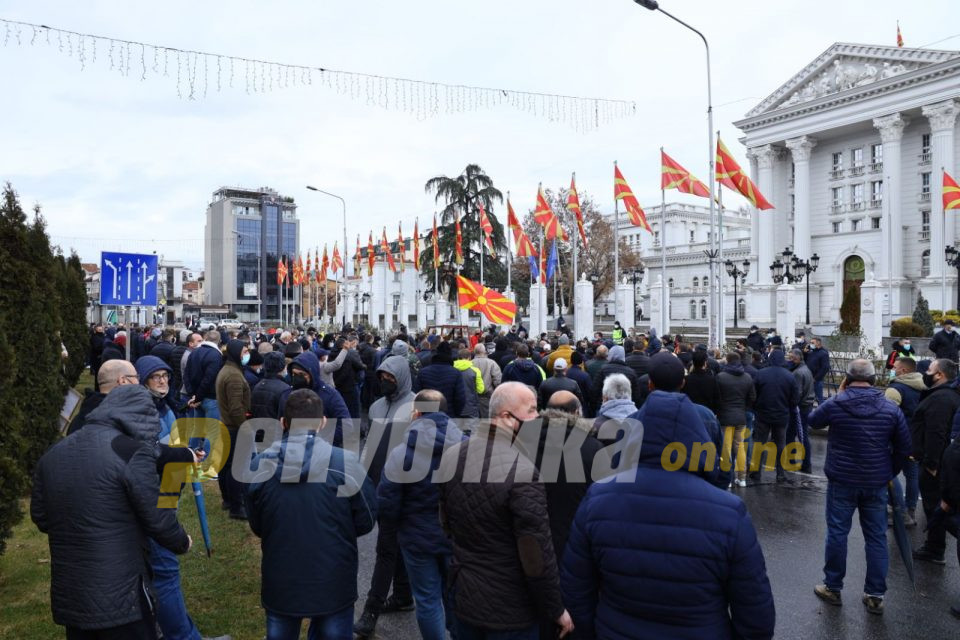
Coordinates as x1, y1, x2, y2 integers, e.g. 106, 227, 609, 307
89, 323, 105, 389
538, 358, 584, 408
32, 386, 192, 639
717, 352, 756, 487
683, 350, 720, 414
929, 320, 960, 361
246, 389, 376, 639
591, 346, 642, 414
753, 349, 800, 482
939, 436, 960, 618
251, 352, 290, 419
911, 359, 960, 564
624, 339, 650, 378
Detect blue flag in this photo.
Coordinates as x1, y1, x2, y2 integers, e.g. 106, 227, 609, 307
528, 255, 539, 283
546, 240, 558, 283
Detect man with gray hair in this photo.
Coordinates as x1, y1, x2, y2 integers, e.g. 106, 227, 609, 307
471, 342, 502, 418
809, 358, 911, 614
592, 373, 638, 447
910, 357, 960, 565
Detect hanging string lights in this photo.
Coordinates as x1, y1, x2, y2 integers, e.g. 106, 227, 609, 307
1, 18, 637, 132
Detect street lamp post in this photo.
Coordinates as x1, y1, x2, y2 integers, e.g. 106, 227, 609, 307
306, 185, 348, 328
770, 247, 819, 325
724, 259, 750, 328
633, 0, 716, 347
624, 265, 645, 324
946, 246, 960, 310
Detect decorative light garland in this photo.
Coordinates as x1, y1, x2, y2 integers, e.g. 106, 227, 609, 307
1, 18, 637, 131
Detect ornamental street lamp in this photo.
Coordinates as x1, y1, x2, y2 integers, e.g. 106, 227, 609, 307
724, 259, 750, 328
945, 245, 960, 310
770, 247, 819, 325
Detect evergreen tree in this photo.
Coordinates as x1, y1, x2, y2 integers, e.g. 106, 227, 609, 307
0, 183, 76, 554
839, 286, 861, 334
58, 253, 89, 387
913, 293, 934, 336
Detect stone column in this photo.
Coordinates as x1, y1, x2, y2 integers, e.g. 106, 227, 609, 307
416, 291, 427, 332
753, 145, 779, 284
529, 283, 548, 336
873, 114, 909, 281
859, 275, 884, 354
649, 274, 671, 335
615, 278, 635, 329
775, 283, 797, 339
748, 152, 760, 283
923, 100, 960, 285
785, 136, 817, 259
573, 274, 594, 340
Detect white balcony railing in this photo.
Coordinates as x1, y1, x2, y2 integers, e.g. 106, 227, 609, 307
830, 169, 844, 180
869, 161, 883, 173
830, 204, 844, 214
920, 192, 931, 202
849, 201, 865, 211
869, 199, 883, 209
919, 152, 932, 164
849, 165, 865, 177
920, 228, 930, 240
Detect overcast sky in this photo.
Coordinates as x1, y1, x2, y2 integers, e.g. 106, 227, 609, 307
2, 0, 955, 269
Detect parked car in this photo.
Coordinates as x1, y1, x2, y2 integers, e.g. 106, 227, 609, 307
197, 317, 220, 331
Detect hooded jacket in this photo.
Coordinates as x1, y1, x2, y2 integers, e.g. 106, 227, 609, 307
134, 355, 177, 436
417, 345, 469, 417
502, 357, 546, 390
471, 353, 502, 394
378, 412, 464, 555
884, 371, 925, 419
808, 386, 911, 487
251, 352, 291, 420
364, 356, 417, 486
562, 391, 774, 640
545, 344, 574, 376
246, 429, 376, 617
716, 363, 756, 427
279, 352, 353, 446
753, 350, 800, 423
215, 339, 252, 429
453, 359, 484, 419
929, 327, 960, 361
31, 386, 190, 630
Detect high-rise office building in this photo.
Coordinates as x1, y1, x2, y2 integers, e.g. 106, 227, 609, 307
204, 186, 300, 322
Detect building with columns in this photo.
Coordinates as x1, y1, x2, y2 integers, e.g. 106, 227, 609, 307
734, 42, 960, 329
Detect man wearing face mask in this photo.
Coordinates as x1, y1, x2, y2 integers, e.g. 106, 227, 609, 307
929, 319, 960, 361
911, 358, 960, 564
215, 339, 252, 520
278, 351, 353, 448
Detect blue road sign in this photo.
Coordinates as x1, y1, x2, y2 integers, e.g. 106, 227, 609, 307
99, 252, 159, 306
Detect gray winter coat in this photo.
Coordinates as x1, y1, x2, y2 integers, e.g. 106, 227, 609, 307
31, 385, 190, 630
365, 356, 417, 485
792, 362, 815, 411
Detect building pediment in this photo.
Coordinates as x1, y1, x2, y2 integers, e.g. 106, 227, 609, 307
745, 43, 960, 117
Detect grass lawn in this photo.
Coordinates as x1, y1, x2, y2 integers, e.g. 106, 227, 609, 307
0, 487, 267, 639
1, 369, 270, 639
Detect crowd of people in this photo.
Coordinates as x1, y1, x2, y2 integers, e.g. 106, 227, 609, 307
27, 317, 960, 639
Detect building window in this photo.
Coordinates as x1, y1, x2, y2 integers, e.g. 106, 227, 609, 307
700, 299, 708, 319
690, 299, 697, 319
922, 210, 930, 239
689, 229, 695, 243
871, 217, 881, 229
392, 293, 400, 312
832, 221, 842, 233
871, 180, 883, 207
922, 133, 931, 153
851, 148, 863, 167
831, 186, 844, 213
921, 249, 930, 278
871, 143, 883, 164
922, 172, 931, 194
832, 152, 843, 170
668, 278, 675, 289
851, 184, 864, 209
738, 298, 746, 320
851, 219, 861, 231
692, 276, 699, 288
654, 230, 660, 245
790, 194, 796, 215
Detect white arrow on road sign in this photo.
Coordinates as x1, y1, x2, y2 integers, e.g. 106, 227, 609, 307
140, 262, 155, 300
104, 259, 120, 299
126, 261, 133, 299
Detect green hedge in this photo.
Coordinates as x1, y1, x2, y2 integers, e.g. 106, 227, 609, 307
0, 183, 86, 554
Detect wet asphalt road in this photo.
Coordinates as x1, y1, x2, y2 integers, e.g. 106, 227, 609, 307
355, 434, 960, 639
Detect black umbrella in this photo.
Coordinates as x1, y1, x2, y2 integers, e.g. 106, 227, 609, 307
888, 481, 916, 590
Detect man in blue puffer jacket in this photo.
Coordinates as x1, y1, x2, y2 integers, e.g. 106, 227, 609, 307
562, 352, 775, 640
808, 359, 911, 614
378, 390, 465, 640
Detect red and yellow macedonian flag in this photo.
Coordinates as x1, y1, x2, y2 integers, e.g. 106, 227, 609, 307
716, 137, 774, 209
614, 164, 652, 232
457, 275, 516, 325
533, 186, 569, 242
320, 246, 329, 282
354, 236, 361, 275
397, 222, 406, 272
367, 232, 375, 277
412, 219, 420, 272
567, 174, 588, 249
478, 201, 496, 257
661, 150, 710, 197
944, 170, 960, 212
292, 255, 304, 286
381, 228, 397, 273
455, 210, 464, 265
507, 199, 537, 258
277, 258, 288, 285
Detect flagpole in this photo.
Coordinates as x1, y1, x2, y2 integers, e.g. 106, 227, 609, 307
479, 202, 484, 289
614, 162, 621, 320
717, 167, 726, 349
660, 157, 667, 336
571, 172, 579, 287
506, 192, 512, 293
